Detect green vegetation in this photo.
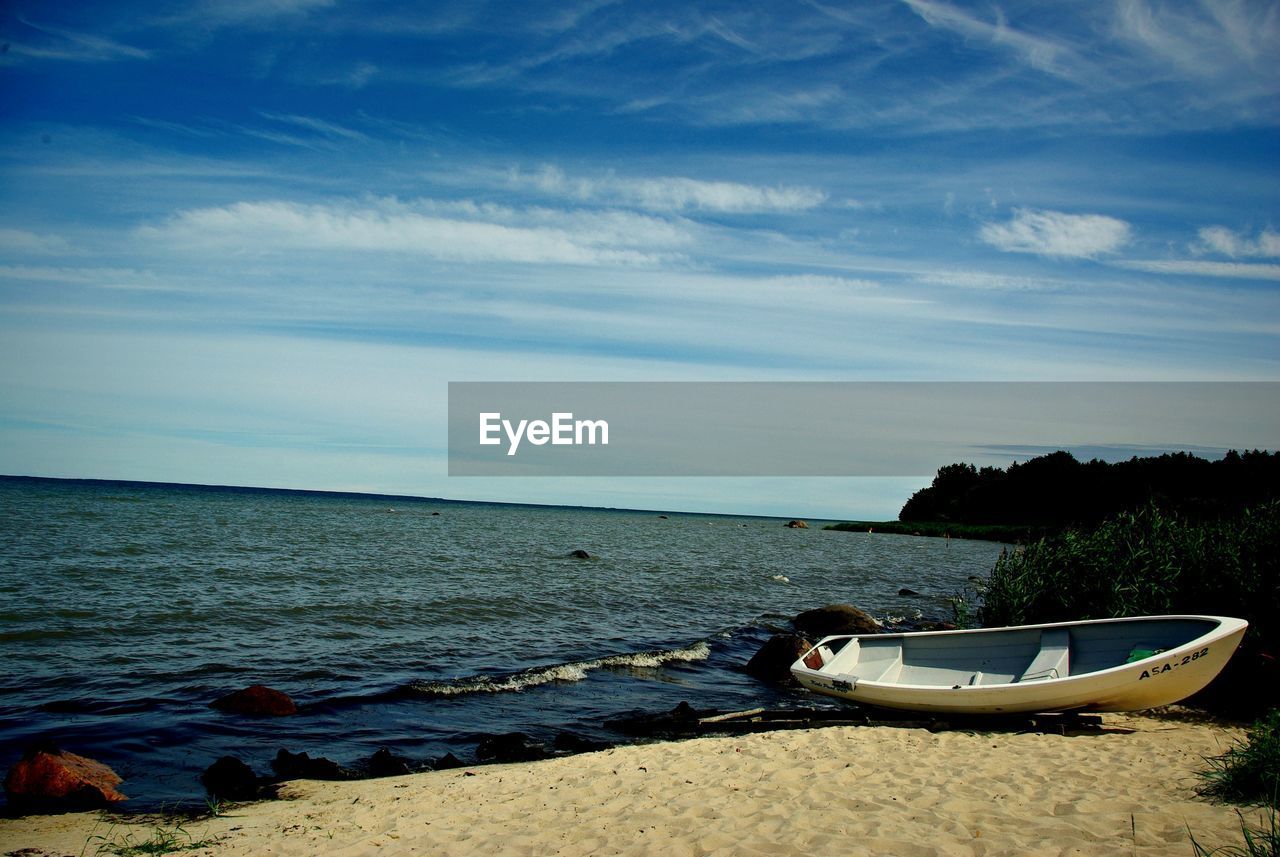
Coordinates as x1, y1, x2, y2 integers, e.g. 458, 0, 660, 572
1190, 806, 1279, 857
1198, 710, 1280, 808
82, 819, 221, 857
1190, 709, 1280, 855
898, 449, 1278, 528
976, 501, 1279, 715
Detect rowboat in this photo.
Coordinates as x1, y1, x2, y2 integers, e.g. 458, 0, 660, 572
790, 615, 1248, 714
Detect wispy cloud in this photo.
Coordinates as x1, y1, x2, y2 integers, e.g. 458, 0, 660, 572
1114, 259, 1280, 281
509, 166, 826, 213
185, 0, 334, 25
137, 198, 691, 267
0, 265, 166, 289
257, 112, 370, 143
900, 0, 1086, 82
980, 209, 1132, 259
1193, 226, 1280, 259
0, 228, 78, 256
1113, 0, 1278, 80
4, 19, 149, 63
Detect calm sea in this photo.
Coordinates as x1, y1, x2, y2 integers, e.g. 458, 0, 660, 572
0, 477, 1005, 809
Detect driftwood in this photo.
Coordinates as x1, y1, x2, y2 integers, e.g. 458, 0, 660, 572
606, 703, 1103, 739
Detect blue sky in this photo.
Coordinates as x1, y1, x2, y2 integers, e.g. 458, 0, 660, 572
1, 0, 1277, 517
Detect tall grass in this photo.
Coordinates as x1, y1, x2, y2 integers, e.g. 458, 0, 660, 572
1198, 710, 1280, 808
977, 501, 1279, 714
1190, 709, 1280, 856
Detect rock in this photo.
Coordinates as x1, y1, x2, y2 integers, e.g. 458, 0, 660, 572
431, 512, 441, 516
4, 744, 127, 809
605, 702, 715, 737
271, 749, 351, 781
475, 733, 550, 764
553, 732, 613, 754
784, 520, 808, 528
898, 588, 920, 597
433, 752, 466, 770
657, 514, 668, 519
667, 701, 702, 721
211, 685, 297, 717
200, 756, 260, 801
366, 748, 413, 778
793, 604, 880, 638
745, 634, 813, 682
918, 621, 958, 632
569, 549, 592, 559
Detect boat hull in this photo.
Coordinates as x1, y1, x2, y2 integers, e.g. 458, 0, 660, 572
790, 615, 1248, 714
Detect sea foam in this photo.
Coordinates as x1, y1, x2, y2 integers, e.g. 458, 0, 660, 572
404, 641, 712, 697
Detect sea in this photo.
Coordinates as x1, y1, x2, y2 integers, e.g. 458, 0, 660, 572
0, 476, 1007, 810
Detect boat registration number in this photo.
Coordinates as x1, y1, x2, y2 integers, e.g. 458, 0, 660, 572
1138, 647, 1209, 680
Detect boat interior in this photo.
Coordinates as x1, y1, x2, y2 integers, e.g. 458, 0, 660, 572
812, 617, 1219, 687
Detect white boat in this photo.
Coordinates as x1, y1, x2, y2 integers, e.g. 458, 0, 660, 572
790, 615, 1248, 714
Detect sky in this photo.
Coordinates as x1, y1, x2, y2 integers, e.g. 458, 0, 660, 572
1, 0, 1277, 518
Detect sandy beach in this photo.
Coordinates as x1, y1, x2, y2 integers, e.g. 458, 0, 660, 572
1, 711, 1266, 857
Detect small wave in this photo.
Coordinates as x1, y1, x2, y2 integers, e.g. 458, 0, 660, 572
403, 641, 711, 698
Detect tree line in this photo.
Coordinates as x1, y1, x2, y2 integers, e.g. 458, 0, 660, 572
899, 449, 1279, 526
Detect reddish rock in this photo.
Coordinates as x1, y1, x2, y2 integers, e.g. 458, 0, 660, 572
211, 684, 297, 717
4, 745, 127, 808
793, 604, 881, 638
784, 520, 808, 528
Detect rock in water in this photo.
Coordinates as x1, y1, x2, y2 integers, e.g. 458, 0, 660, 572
475, 733, 551, 763
553, 732, 614, 754
367, 748, 413, 778
433, 752, 466, 770
898, 588, 920, 597
784, 520, 809, 528
4, 745, 127, 809
793, 604, 880, 637
211, 684, 297, 717
271, 749, 351, 781
569, 549, 592, 559
201, 756, 260, 801
745, 634, 813, 682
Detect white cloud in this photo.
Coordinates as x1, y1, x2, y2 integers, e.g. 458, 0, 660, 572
1114, 259, 1280, 280
195, 0, 334, 23
0, 265, 180, 292
1193, 226, 1280, 259
0, 228, 78, 256
5, 21, 149, 63
915, 271, 1061, 292
901, 0, 1084, 81
256, 112, 371, 143
511, 166, 826, 213
1113, 0, 1278, 81
137, 198, 690, 267
979, 208, 1132, 258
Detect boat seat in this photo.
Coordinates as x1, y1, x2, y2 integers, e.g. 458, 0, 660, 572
1018, 628, 1070, 682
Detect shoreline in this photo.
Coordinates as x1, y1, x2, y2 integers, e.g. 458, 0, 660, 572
1, 710, 1263, 857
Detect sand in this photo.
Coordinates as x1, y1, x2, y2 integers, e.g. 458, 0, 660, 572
0, 711, 1266, 857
